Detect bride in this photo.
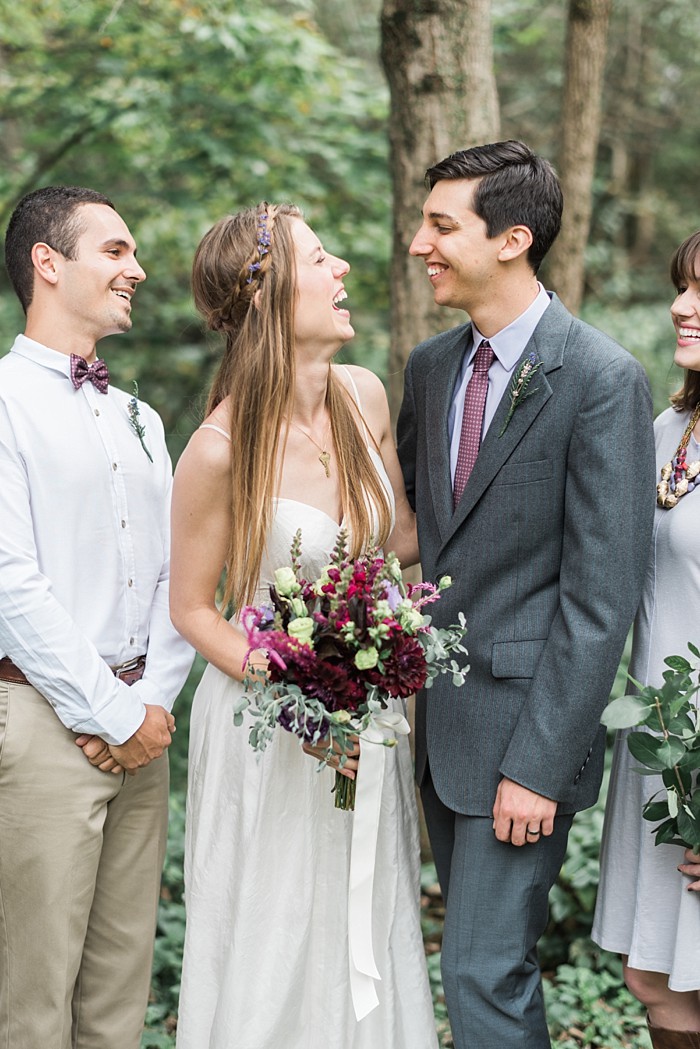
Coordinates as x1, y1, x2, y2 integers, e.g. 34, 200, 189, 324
170, 202, 438, 1048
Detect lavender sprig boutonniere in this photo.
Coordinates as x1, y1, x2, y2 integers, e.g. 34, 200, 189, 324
498, 352, 543, 437
127, 382, 153, 462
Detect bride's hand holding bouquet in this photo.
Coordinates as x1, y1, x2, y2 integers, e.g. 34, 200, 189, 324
236, 528, 469, 809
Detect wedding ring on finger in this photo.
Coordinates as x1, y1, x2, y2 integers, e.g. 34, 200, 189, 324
526, 825, 541, 839
324, 753, 334, 765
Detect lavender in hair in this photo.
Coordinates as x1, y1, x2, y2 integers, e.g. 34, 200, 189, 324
246, 210, 272, 284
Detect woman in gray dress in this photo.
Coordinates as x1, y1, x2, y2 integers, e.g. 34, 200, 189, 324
592, 230, 700, 1049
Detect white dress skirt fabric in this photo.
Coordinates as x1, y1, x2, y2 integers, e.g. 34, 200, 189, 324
176, 474, 438, 1046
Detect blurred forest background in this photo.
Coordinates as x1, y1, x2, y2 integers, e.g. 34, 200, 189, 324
2, 0, 700, 1045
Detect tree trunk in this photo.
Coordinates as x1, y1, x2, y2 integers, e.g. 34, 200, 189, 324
380, 0, 500, 418
547, 0, 612, 314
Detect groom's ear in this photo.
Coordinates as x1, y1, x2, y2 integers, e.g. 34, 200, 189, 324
497, 225, 533, 264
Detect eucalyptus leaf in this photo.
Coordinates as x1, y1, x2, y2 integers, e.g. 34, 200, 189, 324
642, 800, 670, 822
600, 694, 652, 729
629, 730, 684, 772
678, 748, 700, 771
666, 790, 679, 818
654, 819, 683, 846
676, 805, 698, 844
662, 765, 692, 794
665, 654, 693, 673
627, 732, 667, 770
667, 713, 697, 736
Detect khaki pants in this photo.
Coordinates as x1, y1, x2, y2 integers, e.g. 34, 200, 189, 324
0, 681, 169, 1049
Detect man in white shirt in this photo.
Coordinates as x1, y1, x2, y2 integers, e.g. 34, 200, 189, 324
0, 186, 193, 1048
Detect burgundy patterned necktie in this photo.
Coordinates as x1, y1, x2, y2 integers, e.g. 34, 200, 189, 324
70, 354, 110, 394
453, 339, 495, 507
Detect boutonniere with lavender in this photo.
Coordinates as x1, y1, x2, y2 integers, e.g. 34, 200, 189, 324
499, 351, 543, 437
127, 382, 153, 462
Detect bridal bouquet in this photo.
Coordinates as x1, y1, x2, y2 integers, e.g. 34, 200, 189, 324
601, 644, 700, 850
236, 529, 469, 809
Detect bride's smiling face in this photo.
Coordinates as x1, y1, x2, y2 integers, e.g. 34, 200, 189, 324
291, 219, 354, 353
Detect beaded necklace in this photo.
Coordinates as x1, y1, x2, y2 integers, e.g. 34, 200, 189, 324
657, 401, 700, 508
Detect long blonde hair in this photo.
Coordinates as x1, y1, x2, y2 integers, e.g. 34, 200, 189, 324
191, 202, 393, 611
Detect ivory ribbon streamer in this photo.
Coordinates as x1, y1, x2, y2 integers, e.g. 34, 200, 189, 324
347, 710, 411, 1021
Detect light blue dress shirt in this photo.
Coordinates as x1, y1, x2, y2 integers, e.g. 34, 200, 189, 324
449, 285, 551, 484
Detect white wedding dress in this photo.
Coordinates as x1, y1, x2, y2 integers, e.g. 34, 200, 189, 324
176, 452, 438, 1047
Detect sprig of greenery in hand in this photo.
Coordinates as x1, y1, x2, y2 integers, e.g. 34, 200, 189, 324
601, 644, 700, 851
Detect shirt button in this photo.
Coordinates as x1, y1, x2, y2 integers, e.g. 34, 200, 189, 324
121, 520, 126, 528
94, 409, 100, 417
112, 463, 118, 471
128, 579, 133, 587
129, 637, 135, 646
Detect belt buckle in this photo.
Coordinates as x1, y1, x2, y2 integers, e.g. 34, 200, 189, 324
112, 656, 143, 679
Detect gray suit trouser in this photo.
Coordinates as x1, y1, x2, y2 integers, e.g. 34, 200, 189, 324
422, 768, 573, 1049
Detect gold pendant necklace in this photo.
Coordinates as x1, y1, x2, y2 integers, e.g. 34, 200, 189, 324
292, 422, 332, 479
657, 401, 700, 508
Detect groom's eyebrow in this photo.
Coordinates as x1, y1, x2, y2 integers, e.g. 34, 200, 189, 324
427, 210, 459, 224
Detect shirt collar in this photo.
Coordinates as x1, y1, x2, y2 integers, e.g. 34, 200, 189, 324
11, 334, 74, 378
468, 283, 551, 372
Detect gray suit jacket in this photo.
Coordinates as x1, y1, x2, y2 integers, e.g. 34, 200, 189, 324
397, 295, 656, 816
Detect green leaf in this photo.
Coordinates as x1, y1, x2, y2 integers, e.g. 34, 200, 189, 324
667, 712, 697, 736
665, 654, 693, 672
662, 765, 692, 794
678, 748, 700, 771
629, 730, 684, 772
600, 694, 651, 729
654, 819, 683, 846
677, 805, 698, 845
642, 800, 670, 822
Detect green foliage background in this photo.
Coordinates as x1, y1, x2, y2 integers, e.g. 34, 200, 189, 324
2, 1, 700, 1045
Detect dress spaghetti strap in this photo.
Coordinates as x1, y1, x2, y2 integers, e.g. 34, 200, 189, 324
339, 365, 370, 444
199, 423, 231, 441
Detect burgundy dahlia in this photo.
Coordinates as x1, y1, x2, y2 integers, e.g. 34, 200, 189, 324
370, 635, 428, 698
304, 659, 366, 712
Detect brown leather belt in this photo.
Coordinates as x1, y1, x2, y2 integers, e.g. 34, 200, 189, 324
0, 655, 146, 688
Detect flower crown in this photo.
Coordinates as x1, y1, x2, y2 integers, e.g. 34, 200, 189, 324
246, 206, 273, 284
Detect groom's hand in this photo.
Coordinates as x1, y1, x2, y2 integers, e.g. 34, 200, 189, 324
108, 705, 175, 771
75, 733, 125, 774
492, 777, 557, 847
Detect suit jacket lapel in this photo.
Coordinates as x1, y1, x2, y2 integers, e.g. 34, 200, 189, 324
441, 296, 571, 547
424, 324, 470, 542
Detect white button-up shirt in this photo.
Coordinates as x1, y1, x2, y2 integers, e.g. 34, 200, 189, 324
449, 284, 551, 482
0, 335, 193, 744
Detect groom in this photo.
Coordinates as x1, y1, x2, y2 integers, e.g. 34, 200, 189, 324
397, 140, 656, 1048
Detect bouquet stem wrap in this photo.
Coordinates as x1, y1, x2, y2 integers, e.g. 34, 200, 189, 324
348, 710, 411, 1020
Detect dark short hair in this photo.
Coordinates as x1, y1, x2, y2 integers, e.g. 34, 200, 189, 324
4, 185, 115, 312
425, 140, 563, 273
670, 230, 700, 292
669, 230, 700, 413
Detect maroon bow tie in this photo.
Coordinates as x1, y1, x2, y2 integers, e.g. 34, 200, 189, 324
70, 354, 110, 394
